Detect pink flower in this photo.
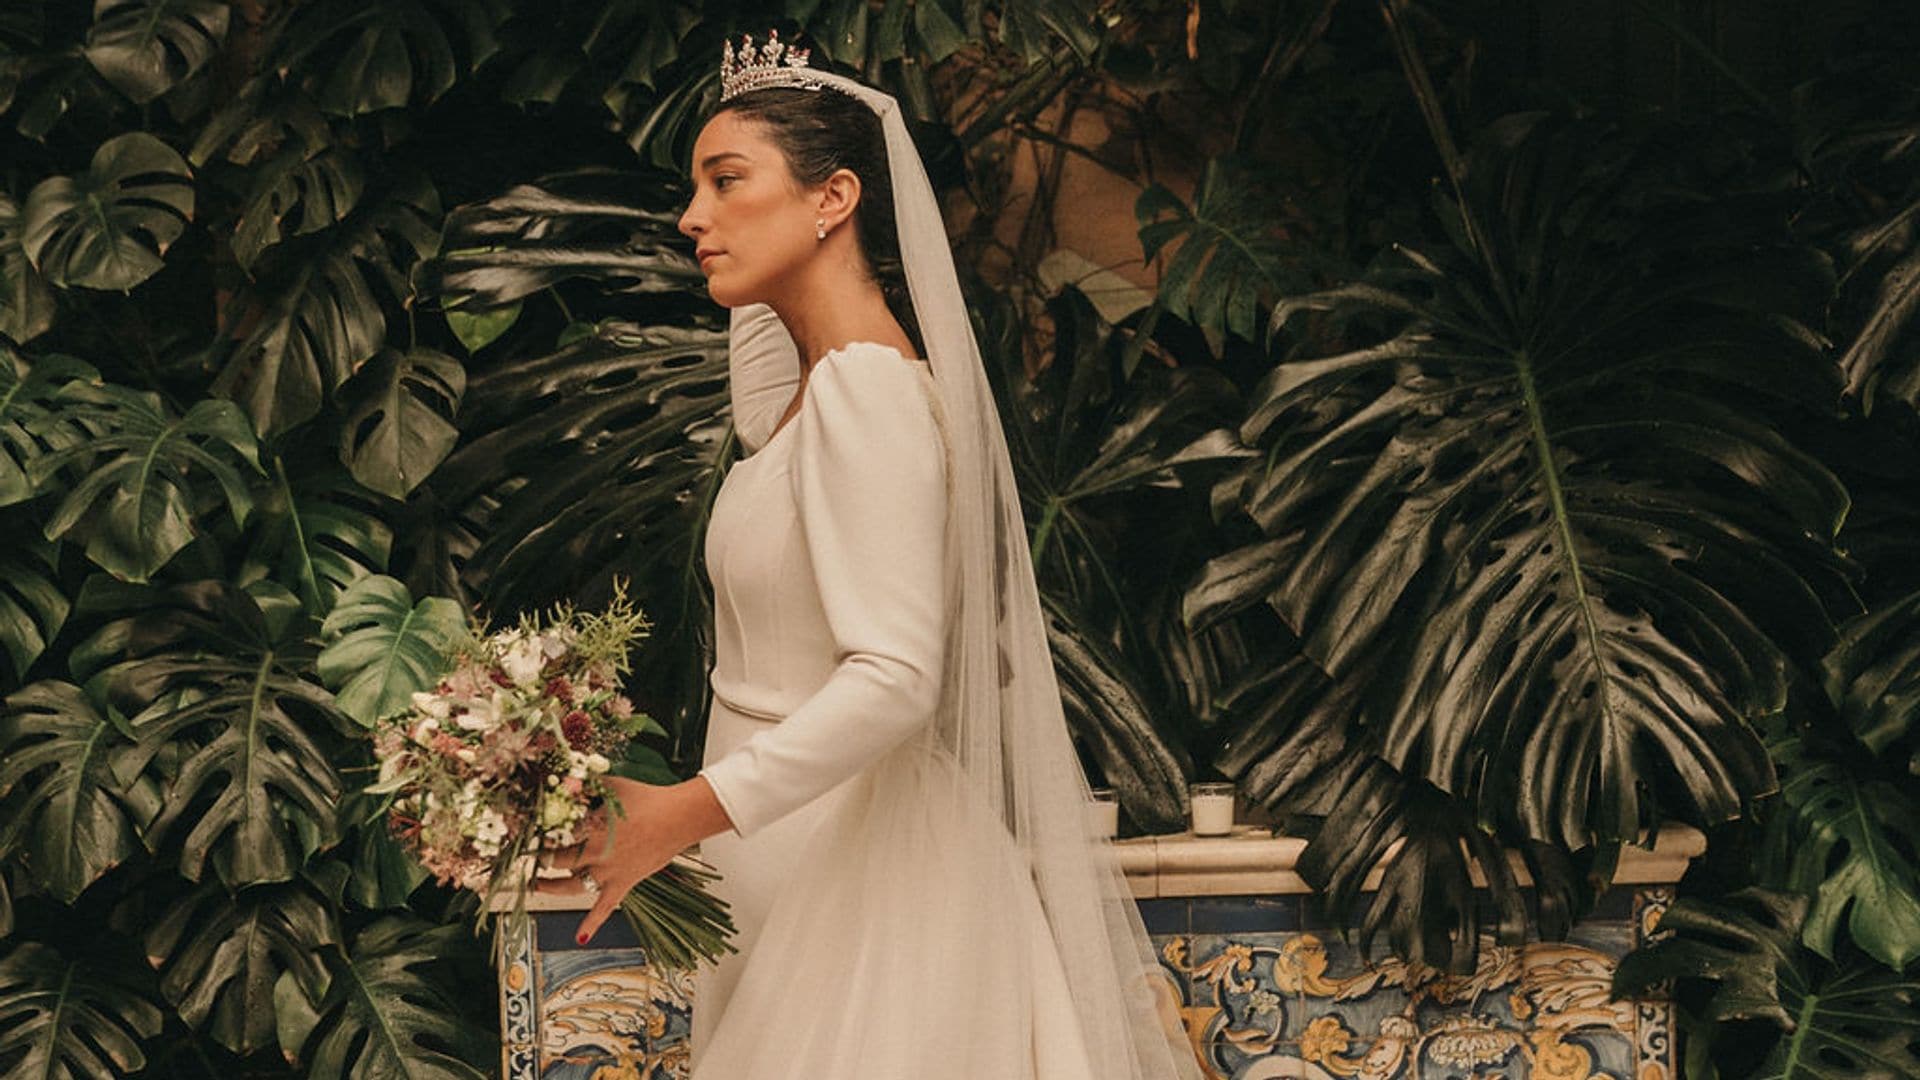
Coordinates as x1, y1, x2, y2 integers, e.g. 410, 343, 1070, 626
562, 776, 584, 797
607, 695, 634, 719
544, 675, 576, 704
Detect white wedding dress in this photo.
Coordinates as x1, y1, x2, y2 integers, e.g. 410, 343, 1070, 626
688, 310, 1104, 1078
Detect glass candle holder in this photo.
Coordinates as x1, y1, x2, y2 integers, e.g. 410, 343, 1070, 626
1088, 788, 1120, 839
1188, 781, 1236, 836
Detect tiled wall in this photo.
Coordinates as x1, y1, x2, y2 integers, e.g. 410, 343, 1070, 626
499, 889, 1676, 1079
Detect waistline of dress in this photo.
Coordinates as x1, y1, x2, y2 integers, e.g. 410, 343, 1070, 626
709, 686, 786, 723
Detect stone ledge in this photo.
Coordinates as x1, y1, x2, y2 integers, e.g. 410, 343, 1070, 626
1116, 824, 1706, 898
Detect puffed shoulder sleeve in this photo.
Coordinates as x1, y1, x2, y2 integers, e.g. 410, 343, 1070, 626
728, 304, 802, 455
698, 345, 949, 839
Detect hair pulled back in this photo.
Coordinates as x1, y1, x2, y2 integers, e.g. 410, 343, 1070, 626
715, 85, 925, 357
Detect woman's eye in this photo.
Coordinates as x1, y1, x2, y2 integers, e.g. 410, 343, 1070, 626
715, 175, 738, 190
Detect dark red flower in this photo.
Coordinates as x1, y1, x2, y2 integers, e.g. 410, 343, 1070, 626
544, 675, 575, 703
489, 668, 514, 688
561, 710, 593, 749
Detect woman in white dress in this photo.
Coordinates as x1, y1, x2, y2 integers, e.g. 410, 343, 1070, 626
542, 32, 1202, 1080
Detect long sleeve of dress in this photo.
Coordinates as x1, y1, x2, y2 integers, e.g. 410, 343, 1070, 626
698, 345, 949, 840
727, 304, 802, 455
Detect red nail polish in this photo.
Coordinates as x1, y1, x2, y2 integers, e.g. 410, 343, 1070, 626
576, 932, 589, 945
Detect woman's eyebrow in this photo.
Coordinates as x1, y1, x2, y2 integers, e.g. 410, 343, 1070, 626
698, 151, 750, 171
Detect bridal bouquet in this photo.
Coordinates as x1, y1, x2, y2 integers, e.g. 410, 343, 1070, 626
367, 581, 735, 969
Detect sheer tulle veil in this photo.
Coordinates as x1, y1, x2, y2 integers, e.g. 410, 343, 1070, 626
716, 48, 1203, 1080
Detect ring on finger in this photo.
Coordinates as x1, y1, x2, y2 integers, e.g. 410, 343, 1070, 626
580, 868, 600, 892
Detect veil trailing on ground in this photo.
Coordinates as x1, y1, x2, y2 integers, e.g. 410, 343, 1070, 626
721, 51, 1203, 1080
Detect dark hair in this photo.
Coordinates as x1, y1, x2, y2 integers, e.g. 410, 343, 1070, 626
715, 85, 925, 357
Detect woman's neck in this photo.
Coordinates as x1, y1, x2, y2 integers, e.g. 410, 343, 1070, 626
766, 263, 914, 371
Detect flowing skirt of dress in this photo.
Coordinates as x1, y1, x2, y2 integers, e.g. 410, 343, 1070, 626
689, 696, 1098, 1080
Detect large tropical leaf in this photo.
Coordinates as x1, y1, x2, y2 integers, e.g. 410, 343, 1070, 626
1043, 598, 1192, 832
210, 177, 441, 437
1759, 708, 1920, 971
275, 915, 491, 1079
1792, 56, 1920, 417
144, 878, 338, 1056
337, 346, 465, 500
231, 143, 365, 273
0, 940, 165, 1080
1823, 587, 1920, 774
20, 132, 194, 291
1135, 156, 1308, 352
0, 680, 159, 903
82, 0, 231, 105
80, 579, 345, 885
1, 346, 98, 506
430, 318, 731, 755
274, 0, 509, 117
0, 526, 67, 686
1616, 888, 1920, 1079
0, 192, 56, 342
491, 0, 699, 109
419, 169, 702, 310
315, 573, 468, 727
994, 288, 1251, 622
30, 381, 262, 583
241, 454, 393, 618
1196, 113, 1848, 852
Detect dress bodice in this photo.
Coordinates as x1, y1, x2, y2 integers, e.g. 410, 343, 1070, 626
696, 340, 949, 840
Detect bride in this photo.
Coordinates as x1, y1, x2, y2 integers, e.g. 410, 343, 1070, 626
541, 31, 1201, 1080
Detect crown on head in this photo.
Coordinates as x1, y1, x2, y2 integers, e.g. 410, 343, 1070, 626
719, 30, 823, 101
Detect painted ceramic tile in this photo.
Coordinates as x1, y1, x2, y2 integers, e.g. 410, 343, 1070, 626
499, 891, 1676, 1080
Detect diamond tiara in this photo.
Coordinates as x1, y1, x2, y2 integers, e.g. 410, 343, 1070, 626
719, 30, 824, 101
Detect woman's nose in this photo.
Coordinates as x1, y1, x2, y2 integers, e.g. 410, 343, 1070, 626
678, 201, 704, 239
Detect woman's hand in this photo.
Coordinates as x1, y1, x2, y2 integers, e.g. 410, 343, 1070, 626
538, 775, 735, 945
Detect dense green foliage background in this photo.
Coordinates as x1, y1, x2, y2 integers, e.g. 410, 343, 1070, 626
1, 1, 1916, 1075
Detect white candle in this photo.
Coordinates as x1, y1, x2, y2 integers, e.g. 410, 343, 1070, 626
1189, 783, 1236, 836
1088, 789, 1119, 839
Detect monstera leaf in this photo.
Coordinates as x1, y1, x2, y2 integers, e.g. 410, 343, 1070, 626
432, 318, 731, 751
274, 915, 491, 1080
0, 192, 55, 342
1192, 113, 1847, 853
337, 346, 465, 500
1135, 157, 1308, 353
275, 0, 509, 117
231, 144, 365, 272
20, 132, 193, 291
994, 288, 1250, 621
1, 346, 98, 506
1759, 709, 1920, 971
81, 579, 345, 886
316, 574, 469, 726
1044, 597, 1192, 832
0, 940, 165, 1080
1823, 587, 1920, 774
0, 527, 67, 684
211, 178, 440, 437
144, 878, 339, 1056
30, 381, 262, 583
0, 680, 160, 903
242, 454, 393, 617
420, 169, 702, 310
82, 0, 231, 105
1616, 888, 1920, 1079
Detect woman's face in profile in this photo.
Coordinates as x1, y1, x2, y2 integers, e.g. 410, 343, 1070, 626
678, 110, 818, 308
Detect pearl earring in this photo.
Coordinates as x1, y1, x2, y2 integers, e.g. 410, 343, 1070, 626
815, 218, 826, 241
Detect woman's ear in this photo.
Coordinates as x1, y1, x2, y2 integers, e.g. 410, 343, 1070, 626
817, 167, 862, 234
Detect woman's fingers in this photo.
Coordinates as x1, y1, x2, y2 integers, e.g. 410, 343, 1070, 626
574, 877, 625, 945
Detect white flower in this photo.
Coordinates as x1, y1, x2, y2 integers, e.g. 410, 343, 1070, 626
500, 635, 546, 687
410, 716, 440, 742
567, 751, 589, 780
583, 752, 610, 775
539, 789, 582, 830
540, 628, 575, 660
410, 691, 451, 719
454, 694, 503, 732
455, 747, 477, 764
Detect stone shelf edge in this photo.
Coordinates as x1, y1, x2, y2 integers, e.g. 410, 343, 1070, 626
1114, 824, 1706, 898
505, 825, 1705, 911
